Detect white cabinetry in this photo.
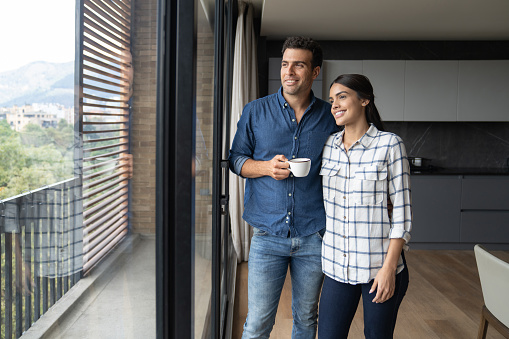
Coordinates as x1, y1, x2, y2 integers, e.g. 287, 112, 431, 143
322, 61, 363, 99
291, 58, 509, 122
457, 60, 509, 121
404, 61, 459, 121
362, 60, 405, 121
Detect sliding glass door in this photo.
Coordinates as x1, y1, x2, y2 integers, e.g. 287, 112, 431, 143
156, 0, 236, 338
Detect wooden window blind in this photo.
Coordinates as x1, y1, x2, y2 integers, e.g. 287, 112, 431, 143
80, 0, 132, 274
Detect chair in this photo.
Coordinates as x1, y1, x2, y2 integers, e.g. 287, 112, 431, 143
474, 244, 509, 339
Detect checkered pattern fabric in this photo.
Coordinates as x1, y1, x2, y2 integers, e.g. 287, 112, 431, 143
320, 125, 412, 284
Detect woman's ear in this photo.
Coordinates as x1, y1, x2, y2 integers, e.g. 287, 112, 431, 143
361, 99, 370, 107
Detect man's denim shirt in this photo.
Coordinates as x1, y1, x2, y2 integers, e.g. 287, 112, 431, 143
229, 88, 338, 237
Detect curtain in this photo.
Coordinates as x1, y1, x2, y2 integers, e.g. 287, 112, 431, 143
229, 1, 258, 262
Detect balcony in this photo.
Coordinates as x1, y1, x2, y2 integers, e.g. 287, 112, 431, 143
21, 234, 155, 338
1, 0, 219, 337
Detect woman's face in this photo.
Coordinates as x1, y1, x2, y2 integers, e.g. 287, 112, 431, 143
328, 83, 369, 127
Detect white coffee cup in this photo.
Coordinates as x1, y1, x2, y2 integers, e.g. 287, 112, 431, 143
286, 158, 311, 177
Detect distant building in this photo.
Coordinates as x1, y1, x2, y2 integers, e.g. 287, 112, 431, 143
4, 104, 58, 131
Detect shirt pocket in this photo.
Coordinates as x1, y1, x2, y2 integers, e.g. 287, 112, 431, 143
320, 162, 341, 200
352, 165, 387, 205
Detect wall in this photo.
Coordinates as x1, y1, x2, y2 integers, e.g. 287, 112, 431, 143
130, 2, 214, 235
386, 122, 509, 169
131, 0, 157, 234
195, 24, 214, 236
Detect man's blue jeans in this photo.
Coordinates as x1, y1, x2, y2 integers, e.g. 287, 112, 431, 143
242, 227, 324, 339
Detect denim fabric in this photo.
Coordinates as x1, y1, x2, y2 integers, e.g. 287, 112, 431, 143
229, 88, 338, 238
242, 227, 325, 339
318, 263, 409, 339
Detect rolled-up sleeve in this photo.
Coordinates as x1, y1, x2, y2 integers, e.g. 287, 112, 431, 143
228, 103, 254, 177
387, 135, 412, 244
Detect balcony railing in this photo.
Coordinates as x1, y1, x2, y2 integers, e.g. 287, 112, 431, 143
0, 178, 83, 339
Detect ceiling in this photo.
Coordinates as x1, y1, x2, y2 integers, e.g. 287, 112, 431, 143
204, 0, 509, 41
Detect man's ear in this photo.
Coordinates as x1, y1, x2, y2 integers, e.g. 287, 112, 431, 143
312, 66, 320, 79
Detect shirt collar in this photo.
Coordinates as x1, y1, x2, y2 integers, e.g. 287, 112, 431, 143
333, 124, 379, 149
359, 124, 379, 148
277, 87, 316, 110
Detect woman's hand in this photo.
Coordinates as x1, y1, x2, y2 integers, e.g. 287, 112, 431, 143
370, 238, 405, 303
370, 265, 396, 303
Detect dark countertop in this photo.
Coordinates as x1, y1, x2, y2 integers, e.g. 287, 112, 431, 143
411, 167, 509, 176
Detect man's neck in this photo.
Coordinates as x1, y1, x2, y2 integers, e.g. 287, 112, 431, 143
283, 91, 311, 110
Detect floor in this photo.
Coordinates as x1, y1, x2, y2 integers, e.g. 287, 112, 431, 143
41, 236, 157, 339
233, 249, 509, 339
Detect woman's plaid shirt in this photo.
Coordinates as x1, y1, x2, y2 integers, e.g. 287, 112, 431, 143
320, 125, 412, 284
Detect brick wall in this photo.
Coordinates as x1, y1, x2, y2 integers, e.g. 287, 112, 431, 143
131, 0, 157, 234
130, 2, 214, 235
195, 25, 214, 235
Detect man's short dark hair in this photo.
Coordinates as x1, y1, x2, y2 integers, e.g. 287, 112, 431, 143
281, 36, 323, 69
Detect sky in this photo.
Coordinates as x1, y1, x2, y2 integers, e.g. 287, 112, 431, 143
0, 0, 75, 73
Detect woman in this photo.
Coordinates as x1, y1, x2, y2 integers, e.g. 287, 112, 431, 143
318, 74, 412, 339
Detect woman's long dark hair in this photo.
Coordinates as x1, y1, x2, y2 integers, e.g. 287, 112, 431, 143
330, 74, 385, 131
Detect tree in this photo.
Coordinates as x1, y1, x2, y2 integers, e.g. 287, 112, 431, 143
20, 123, 51, 147
0, 133, 27, 189
0, 121, 74, 200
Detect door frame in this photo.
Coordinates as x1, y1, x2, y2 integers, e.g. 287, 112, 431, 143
155, 0, 195, 337
155, 0, 237, 337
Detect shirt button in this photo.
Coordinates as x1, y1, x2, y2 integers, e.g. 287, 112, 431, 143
294, 137, 297, 140
343, 235, 347, 238
292, 119, 295, 122
288, 212, 291, 215
290, 174, 294, 177
292, 155, 295, 158
284, 103, 288, 107
286, 221, 288, 223
343, 254, 347, 257
289, 193, 292, 197
343, 196, 346, 199
343, 216, 346, 219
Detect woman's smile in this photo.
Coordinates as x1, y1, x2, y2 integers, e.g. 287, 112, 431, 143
333, 110, 346, 118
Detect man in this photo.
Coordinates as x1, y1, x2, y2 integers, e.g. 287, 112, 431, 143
229, 36, 338, 338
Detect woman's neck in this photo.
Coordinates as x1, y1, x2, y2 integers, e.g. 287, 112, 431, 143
342, 122, 370, 152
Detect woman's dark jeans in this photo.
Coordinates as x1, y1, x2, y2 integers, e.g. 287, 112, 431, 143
318, 262, 409, 339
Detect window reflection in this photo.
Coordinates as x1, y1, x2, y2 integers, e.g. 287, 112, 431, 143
195, 2, 214, 337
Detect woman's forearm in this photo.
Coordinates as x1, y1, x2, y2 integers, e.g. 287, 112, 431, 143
383, 238, 405, 271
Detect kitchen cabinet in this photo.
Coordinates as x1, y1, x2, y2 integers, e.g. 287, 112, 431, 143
461, 211, 509, 243
461, 176, 509, 210
410, 176, 462, 242
457, 60, 509, 121
362, 60, 405, 121
460, 176, 509, 243
284, 58, 509, 122
404, 61, 459, 121
411, 174, 509, 247
322, 60, 363, 99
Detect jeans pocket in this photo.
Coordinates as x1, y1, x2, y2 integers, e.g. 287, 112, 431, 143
315, 228, 326, 241
252, 227, 268, 236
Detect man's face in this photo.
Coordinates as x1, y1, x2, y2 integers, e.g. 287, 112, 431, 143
280, 48, 319, 98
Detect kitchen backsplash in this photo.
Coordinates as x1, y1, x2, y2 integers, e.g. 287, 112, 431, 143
385, 122, 509, 169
